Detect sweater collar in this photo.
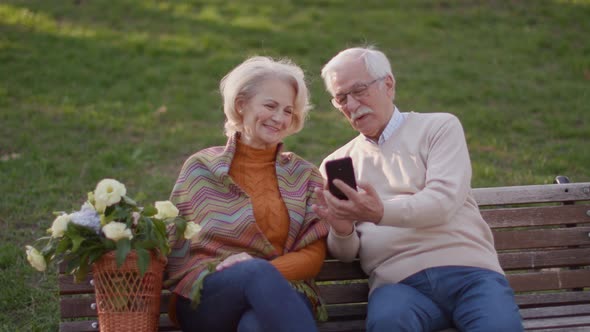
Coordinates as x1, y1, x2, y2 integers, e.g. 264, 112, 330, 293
222, 132, 291, 168
364, 106, 406, 145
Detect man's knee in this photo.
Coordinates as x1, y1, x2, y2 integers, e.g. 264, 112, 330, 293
461, 312, 523, 332
367, 284, 443, 332
453, 273, 523, 332
367, 309, 415, 332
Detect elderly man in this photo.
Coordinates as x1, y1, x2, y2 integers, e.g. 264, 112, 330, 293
312, 47, 523, 332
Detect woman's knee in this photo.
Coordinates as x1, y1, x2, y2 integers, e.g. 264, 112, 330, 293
235, 258, 278, 275
238, 310, 263, 332
224, 258, 282, 284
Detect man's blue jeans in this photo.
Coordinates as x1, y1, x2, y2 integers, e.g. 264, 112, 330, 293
175, 258, 318, 332
367, 266, 523, 332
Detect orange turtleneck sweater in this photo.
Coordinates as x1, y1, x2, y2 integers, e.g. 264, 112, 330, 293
229, 140, 326, 280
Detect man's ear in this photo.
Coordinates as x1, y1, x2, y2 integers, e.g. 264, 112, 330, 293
385, 75, 396, 99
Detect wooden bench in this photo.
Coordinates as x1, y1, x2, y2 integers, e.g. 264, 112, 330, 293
59, 179, 590, 331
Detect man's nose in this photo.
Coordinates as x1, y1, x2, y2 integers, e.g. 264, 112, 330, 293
344, 94, 360, 113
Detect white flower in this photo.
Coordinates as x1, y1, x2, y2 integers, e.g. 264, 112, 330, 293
25, 245, 46, 272
184, 222, 202, 239
102, 222, 133, 241
70, 202, 101, 234
49, 214, 71, 238
154, 201, 179, 219
94, 179, 126, 213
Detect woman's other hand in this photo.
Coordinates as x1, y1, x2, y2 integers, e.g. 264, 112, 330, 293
216, 252, 254, 271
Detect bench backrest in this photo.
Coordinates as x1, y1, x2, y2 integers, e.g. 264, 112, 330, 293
59, 182, 590, 332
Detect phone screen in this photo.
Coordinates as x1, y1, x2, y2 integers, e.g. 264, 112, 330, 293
325, 157, 357, 200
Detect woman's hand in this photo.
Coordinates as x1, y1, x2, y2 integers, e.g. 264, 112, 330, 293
216, 252, 254, 271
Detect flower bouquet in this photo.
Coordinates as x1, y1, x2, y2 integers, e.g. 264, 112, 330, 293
25, 178, 200, 332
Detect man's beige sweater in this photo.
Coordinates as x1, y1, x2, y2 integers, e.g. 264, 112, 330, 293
321, 112, 503, 294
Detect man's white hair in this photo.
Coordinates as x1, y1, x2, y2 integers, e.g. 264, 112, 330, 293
321, 46, 394, 95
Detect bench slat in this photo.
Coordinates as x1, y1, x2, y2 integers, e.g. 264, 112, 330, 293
537, 328, 590, 332
60, 316, 179, 332
523, 315, 590, 330
60, 293, 173, 319
520, 304, 590, 319
318, 320, 366, 332
319, 280, 590, 305
325, 304, 366, 319
493, 226, 590, 250
482, 204, 590, 228
473, 182, 590, 206
316, 260, 364, 281
319, 283, 369, 304
507, 269, 590, 292
322, 303, 590, 322
58, 275, 94, 295
516, 291, 590, 308
318, 251, 590, 286
499, 248, 590, 270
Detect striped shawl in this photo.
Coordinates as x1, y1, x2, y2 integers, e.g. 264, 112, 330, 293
164, 134, 329, 319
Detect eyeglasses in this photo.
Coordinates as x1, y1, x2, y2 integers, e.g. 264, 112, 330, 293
331, 77, 386, 107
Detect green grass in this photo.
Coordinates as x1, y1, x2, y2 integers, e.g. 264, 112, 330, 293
1, 0, 589, 330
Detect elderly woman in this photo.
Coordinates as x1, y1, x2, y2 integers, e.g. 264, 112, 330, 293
164, 56, 329, 332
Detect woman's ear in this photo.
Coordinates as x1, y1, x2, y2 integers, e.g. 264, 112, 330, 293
235, 97, 247, 115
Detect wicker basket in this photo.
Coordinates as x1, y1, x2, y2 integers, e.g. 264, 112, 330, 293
92, 250, 166, 332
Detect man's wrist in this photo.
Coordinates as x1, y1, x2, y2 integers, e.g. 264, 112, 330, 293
331, 224, 355, 238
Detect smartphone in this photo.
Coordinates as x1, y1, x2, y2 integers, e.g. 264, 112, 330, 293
325, 157, 357, 200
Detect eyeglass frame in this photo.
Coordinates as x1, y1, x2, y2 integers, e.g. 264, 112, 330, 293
330, 76, 387, 108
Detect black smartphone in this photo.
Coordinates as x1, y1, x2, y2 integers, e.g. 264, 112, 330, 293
325, 157, 357, 200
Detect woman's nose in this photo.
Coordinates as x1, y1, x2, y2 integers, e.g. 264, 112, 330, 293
270, 110, 285, 122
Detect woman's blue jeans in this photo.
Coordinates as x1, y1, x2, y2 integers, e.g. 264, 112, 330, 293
175, 258, 318, 332
367, 266, 523, 332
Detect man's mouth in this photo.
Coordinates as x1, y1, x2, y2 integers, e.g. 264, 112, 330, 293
351, 107, 373, 121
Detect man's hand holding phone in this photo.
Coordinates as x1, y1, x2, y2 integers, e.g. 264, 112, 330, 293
312, 157, 385, 234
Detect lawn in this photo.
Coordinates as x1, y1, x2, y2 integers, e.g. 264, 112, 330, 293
1, 0, 589, 330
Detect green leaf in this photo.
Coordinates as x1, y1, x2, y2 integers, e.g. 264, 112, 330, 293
88, 247, 107, 264
74, 256, 89, 283
103, 238, 116, 250
115, 239, 131, 267
55, 237, 72, 255
136, 248, 150, 277
104, 204, 115, 217
153, 218, 166, 235
69, 232, 86, 253
144, 217, 154, 235
113, 205, 131, 222
134, 239, 157, 250
142, 205, 157, 217
66, 256, 80, 274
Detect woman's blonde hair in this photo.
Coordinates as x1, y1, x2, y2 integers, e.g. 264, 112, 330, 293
219, 56, 311, 137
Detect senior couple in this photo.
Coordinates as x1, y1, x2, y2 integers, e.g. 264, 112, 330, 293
163, 47, 524, 332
